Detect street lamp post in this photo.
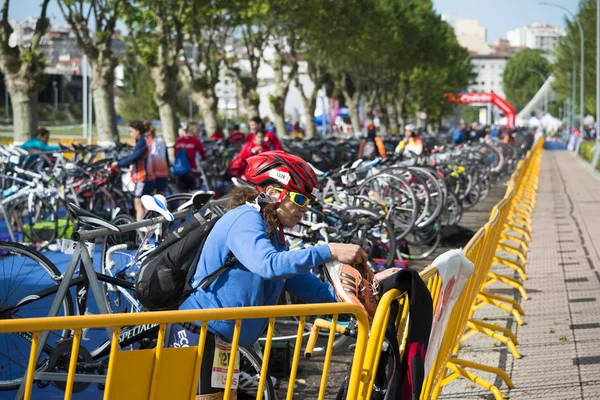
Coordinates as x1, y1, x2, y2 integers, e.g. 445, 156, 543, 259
541, 2, 584, 130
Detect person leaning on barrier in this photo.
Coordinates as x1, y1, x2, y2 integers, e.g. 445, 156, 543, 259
166, 150, 378, 398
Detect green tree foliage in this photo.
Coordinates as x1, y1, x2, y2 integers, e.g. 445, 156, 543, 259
503, 49, 550, 111
117, 54, 159, 122
552, 0, 595, 117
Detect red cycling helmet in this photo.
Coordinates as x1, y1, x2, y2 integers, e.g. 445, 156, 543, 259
243, 151, 320, 199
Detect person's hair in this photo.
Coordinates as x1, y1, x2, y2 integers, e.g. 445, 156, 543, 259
144, 121, 156, 137
187, 122, 201, 136
129, 120, 146, 135
250, 116, 263, 126
36, 127, 50, 138
233, 124, 240, 130
227, 185, 279, 238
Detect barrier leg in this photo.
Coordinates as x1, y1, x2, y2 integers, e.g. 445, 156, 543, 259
451, 358, 514, 389
498, 242, 528, 265
504, 225, 531, 243
500, 229, 529, 252
507, 216, 532, 234
460, 320, 521, 359
493, 255, 527, 282
435, 361, 504, 400
487, 271, 529, 301
476, 293, 525, 325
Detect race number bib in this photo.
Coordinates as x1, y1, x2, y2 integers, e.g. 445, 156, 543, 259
61, 239, 95, 258
211, 337, 240, 390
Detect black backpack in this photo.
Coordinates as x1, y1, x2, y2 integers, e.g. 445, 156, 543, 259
135, 212, 236, 310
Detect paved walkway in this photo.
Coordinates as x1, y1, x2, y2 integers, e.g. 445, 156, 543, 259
440, 151, 600, 399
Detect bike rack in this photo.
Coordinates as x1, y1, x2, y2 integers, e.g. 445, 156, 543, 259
14, 208, 195, 400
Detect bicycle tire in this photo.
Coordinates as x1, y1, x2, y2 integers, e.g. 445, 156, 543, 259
357, 173, 418, 241
7, 195, 58, 245
0, 241, 74, 390
238, 346, 277, 399
99, 214, 143, 314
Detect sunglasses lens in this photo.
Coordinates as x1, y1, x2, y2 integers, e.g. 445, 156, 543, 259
292, 193, 309, 207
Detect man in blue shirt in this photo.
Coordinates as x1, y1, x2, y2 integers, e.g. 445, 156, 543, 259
167, 151, 376, 397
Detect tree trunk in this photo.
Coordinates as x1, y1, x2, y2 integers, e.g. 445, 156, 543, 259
269, 52, 291, 137
195, 89, 218, 136
378, 101, 388, 136
151, 66, 179, 146
6, 78, 38, 144
240, 78, 260, 118
302, 90, 319, 139
387, 101, 398, 134
90, 56, 119, 144
347, 94, 361, 136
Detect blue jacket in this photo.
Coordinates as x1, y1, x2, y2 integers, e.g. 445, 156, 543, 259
117, 137, 147, 168
180, 204, 337, 346
20, 137, 60, 152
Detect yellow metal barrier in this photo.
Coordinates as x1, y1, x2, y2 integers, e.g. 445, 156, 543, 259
0, 303, 369, 400
3, 139, 545, 400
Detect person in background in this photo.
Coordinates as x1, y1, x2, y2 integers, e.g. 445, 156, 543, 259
174, 122, 206, 193
265, 120, 276, 134
227, 124, 245, 144
226, 131, 270, 178
112, 121, 155, 220
358, 123, 386, 160
246, 116, 283, 151
452, 124, 465, 144
395, 124, 424, 157
210, 125, 226, 141
21, 128, 61, 152
144, 121, 170, 196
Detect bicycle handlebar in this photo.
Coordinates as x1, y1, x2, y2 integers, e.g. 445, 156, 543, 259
304, 318, 356, 359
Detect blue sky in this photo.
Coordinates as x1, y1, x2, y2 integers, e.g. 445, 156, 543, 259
432, 0, 578, 41
13, 0, 579, 43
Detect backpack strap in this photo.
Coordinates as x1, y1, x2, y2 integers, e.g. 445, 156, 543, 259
197, 254, 238, 290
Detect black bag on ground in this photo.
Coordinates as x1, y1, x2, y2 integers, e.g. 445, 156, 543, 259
136, 213, 235, 310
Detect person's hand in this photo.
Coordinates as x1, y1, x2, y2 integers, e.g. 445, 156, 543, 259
111, 161, 118, 168
328, 243, 368, 267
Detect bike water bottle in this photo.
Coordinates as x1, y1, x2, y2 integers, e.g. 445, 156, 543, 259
2, 185, 17, 197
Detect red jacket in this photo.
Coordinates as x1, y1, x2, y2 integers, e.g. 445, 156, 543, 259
174, 135, 206, 172
228, 131, 245, 144
246, 131, 283, 151
226, 142, 271, 178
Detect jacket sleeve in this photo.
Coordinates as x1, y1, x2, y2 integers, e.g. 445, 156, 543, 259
284, 273, 337, 303
376, 137, 387, 158
117, 139, 147, 167
413, 138, 424, 155
225, 209, 332, 281
395, 140, 405, 154
357, 139, 365, 158
196, 140, 206, 160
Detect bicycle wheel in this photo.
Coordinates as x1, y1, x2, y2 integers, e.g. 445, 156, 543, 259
238, 346, 277, 399
165, 193, 194, 233
0, 241, 74, 390
358, 173, 418, 241
7, 195, 58, 245
99, 214, 143, 314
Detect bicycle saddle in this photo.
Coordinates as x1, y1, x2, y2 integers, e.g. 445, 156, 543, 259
176, 191, 216, 213
141, 195, 174, 221
67, 202, 120, 232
